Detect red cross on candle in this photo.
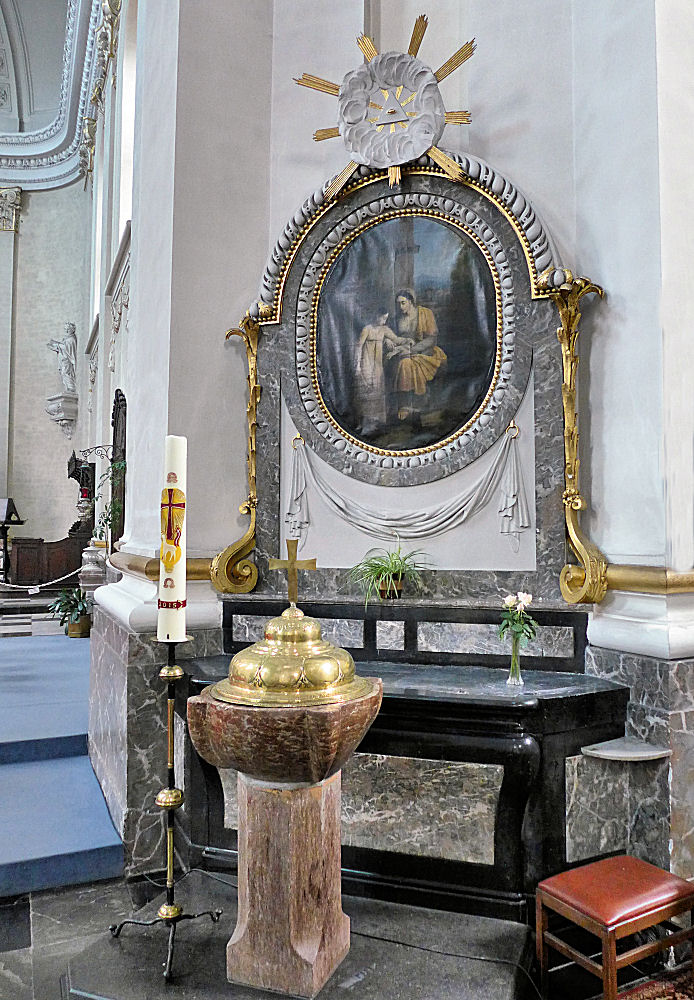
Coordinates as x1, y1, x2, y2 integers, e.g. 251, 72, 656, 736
161, 489, 185, 543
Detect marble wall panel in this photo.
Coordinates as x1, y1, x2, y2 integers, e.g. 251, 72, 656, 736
585, 646, 670, 712
627, 702, 670, 747
88, 609, 127, 835
376, 620, 405, 650
219, 754, 503, 866
417, 622, 574, 657
629, 758, 670, 870
565, 755, 628, 863
670, 710, 694, 878
341, 753, 502, 865
232, 614, 364, 647
88, 604, 224, 873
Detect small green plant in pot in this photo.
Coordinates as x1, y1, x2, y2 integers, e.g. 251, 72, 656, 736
48, 587, 93, 638
349, 545, 425, 605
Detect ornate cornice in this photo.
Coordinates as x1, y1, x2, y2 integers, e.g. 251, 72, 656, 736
0, 0, 102, 189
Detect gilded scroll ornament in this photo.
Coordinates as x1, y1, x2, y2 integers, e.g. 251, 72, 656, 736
539, 268, 608, 605
210, 315, 261, 593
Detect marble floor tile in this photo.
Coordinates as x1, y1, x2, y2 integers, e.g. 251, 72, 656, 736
0, 944, 32, 1000
0, 895, 30, 953
30, 879, 133, 949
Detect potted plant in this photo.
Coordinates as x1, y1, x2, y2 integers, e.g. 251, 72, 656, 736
349, 545, 425, 605
48, 587, 93, 638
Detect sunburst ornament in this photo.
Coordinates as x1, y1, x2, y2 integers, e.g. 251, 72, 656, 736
295, 14, 475, 198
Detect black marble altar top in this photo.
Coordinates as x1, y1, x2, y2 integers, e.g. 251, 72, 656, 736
185, 656, 627, 710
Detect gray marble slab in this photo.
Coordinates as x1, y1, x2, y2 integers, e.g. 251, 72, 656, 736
341, 753, 502, 865
232, 614, 364, 647
376, 620, 405, 650
565, 755, 628, 863
88, 605, 224, 874
219, 754, 503, 866
417, 621, 573, 657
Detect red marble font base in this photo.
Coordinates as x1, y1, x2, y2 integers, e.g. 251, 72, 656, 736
227, 770, 350, 998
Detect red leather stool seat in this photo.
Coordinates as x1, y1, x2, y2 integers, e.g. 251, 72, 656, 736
539, 855, 694, 930
536, 855, 694, 999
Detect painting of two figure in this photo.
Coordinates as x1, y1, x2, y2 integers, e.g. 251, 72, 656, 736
316, 215, 499, 452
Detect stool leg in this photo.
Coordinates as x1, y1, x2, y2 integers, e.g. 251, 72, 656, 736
602, 930, 617, 1000
536, 894, 549, 999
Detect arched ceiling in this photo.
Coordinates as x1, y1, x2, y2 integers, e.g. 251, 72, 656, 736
0, 0, 99, 189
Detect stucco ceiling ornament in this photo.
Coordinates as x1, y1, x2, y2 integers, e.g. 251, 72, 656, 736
295, 14, 475, 196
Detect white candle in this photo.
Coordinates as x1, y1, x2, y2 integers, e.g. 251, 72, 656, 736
157, 435, 187, 643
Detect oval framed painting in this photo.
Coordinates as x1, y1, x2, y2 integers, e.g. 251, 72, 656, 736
313, 214, 500, 454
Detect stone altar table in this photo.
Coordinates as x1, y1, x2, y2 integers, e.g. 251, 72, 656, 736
180, 659, 629, 923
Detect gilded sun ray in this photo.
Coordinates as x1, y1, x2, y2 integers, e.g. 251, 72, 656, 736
408, 14, 428, 57
357, 34, 378, 62
435, 39, 476, 82
314, 126, 340, 142
445, 111, 472, 125
294, 74, 340, 96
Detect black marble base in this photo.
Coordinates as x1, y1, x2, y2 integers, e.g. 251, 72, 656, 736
62, 871, 534, 1000
181, 661, 629, 921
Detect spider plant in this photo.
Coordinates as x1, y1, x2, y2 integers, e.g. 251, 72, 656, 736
349, 545, 425, 606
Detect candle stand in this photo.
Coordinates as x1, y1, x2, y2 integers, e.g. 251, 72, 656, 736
110, 638, 222, 979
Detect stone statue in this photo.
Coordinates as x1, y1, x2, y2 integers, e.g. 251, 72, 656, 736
47, 322, 77, 394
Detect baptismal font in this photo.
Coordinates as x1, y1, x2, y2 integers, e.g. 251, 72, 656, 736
187, 540, 382, 998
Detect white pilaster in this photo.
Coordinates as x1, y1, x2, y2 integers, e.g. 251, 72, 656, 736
0, 188, 20, 496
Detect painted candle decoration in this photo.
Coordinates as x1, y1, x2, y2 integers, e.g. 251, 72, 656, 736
157, 435, 187, 642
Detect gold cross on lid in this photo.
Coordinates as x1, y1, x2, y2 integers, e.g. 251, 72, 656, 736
269, 539, 317, 605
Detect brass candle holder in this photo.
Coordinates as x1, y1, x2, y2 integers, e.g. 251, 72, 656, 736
110, 638, 222, 980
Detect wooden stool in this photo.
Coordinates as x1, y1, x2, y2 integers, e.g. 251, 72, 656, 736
536, 856, 694, 999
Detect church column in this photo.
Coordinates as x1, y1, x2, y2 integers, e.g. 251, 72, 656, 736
90, 0, 275, 872
574, 1, 694, 879
577, 2, 694, 661
0, 187, 20, 497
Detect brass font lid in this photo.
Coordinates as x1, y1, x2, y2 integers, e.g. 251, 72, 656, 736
211, 604, 373, 707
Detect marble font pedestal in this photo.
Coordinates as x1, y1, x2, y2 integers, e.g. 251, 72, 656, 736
187, 682, 382, 996
229, 771, 349, 997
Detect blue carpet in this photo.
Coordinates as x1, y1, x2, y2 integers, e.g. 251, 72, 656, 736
0, 756, 123, 896
0, 636, 90, 762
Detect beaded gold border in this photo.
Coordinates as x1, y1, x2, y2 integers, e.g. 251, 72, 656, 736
260, 165, 550, 327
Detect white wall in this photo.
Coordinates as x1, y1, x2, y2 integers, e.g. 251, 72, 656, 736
573, 1, 665, 566
10, 182, 91, 541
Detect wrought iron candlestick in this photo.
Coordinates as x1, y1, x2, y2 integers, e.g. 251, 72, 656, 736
110, 638, 221, 980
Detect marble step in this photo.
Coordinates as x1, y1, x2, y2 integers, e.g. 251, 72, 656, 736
0, 756, 123, 896
0, 634, 90, 763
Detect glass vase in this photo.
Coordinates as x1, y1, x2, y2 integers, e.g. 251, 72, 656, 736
507, 634, 524, 686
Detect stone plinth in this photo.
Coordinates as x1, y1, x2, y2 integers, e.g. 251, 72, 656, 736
187, 680, 382, 996
228, 772, 349, 997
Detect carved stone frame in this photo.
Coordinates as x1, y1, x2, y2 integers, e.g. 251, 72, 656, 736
212, 152, 604, 606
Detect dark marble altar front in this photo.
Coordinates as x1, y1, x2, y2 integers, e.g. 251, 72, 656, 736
177, 655, 629, 922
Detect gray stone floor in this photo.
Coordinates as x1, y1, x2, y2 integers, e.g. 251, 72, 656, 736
1, 871, 539, 1000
